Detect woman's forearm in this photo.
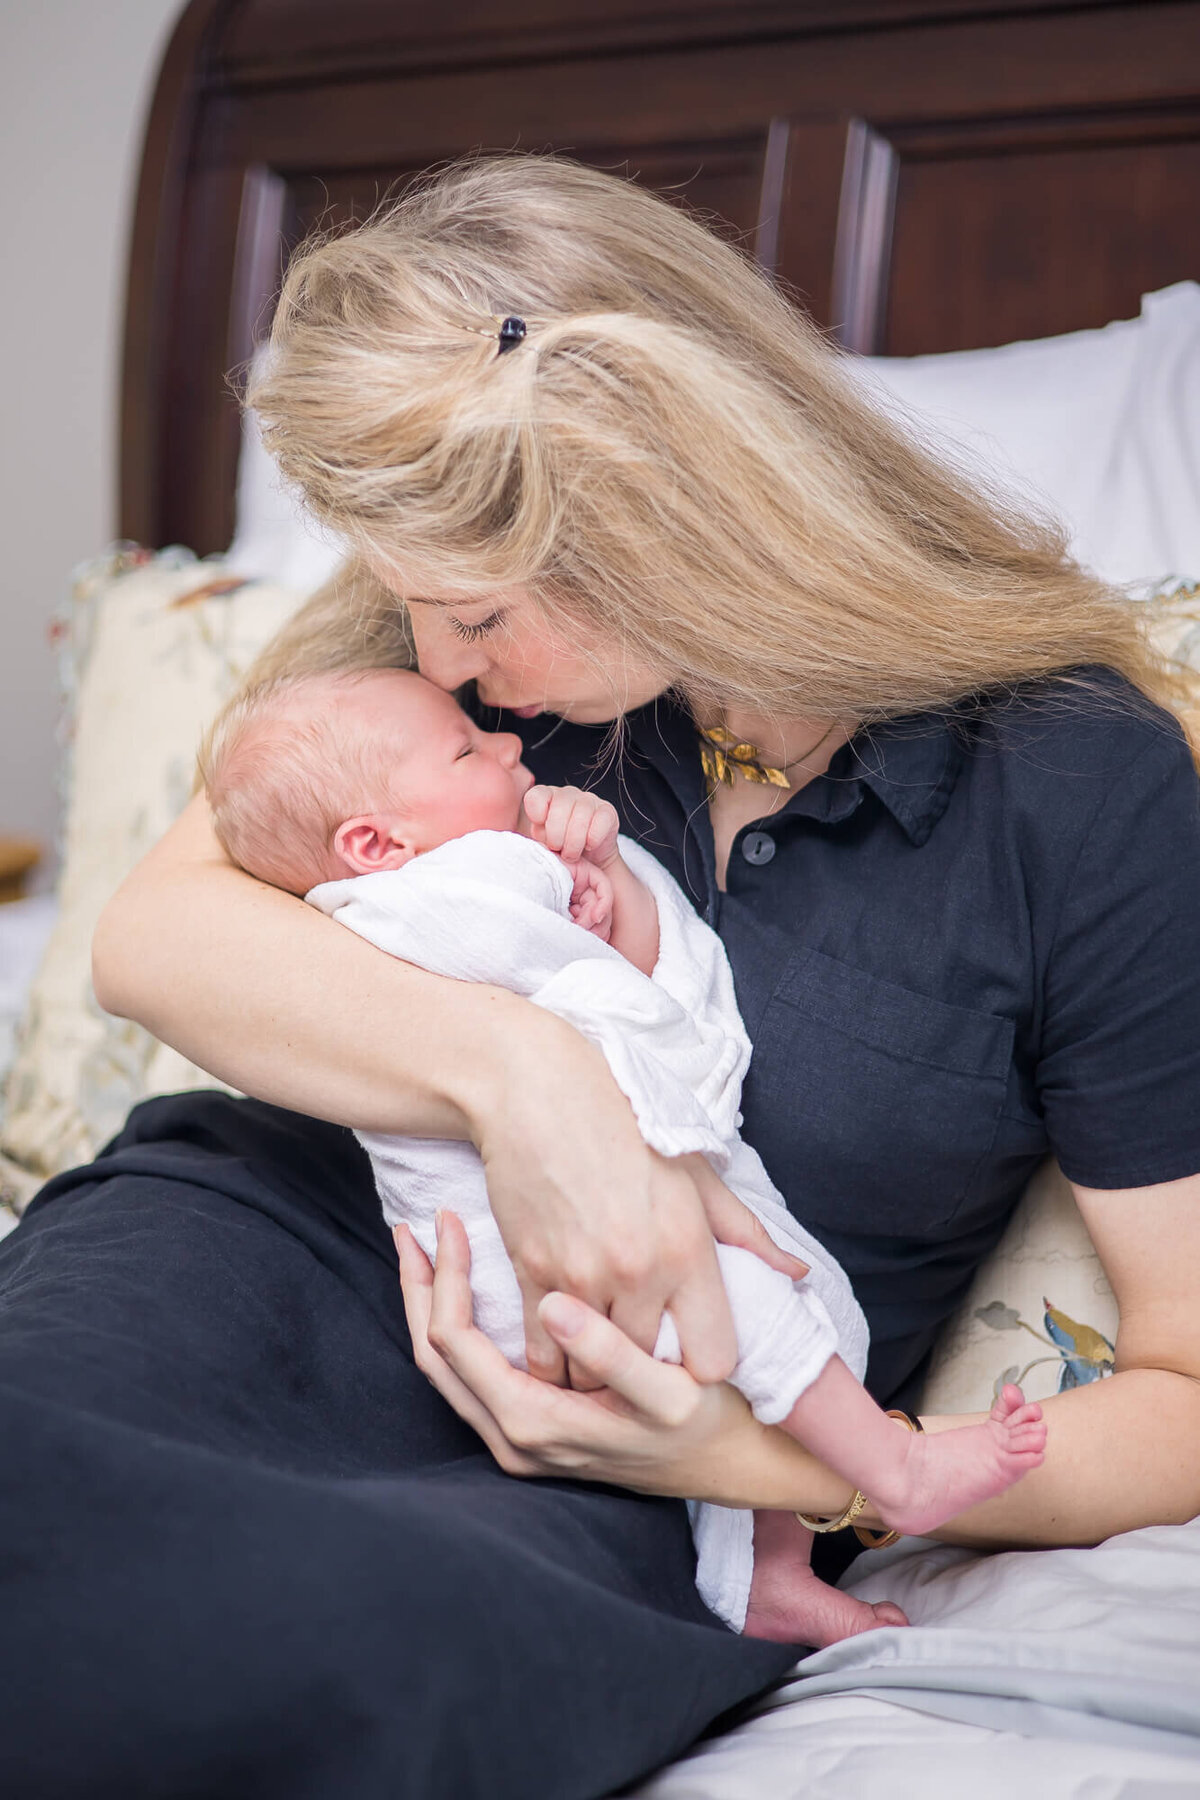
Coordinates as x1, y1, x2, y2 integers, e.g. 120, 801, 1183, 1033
684, 1366, 1200, 1549
92, 795, 534, 1138
918, 1366, 1200, 1549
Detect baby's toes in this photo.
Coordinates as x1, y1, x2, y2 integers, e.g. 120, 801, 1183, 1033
990, 1382, 1027, 1423
871, 1601, 909, 1629
1008, 1432, 1047, 1466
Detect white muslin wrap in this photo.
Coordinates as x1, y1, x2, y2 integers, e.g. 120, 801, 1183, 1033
308, 830, 868, 1632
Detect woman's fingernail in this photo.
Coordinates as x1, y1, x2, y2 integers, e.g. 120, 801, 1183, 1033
540, 1294, 585, 1339
434, 1211, 444, 1242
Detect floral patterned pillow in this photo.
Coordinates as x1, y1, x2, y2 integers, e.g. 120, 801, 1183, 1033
0, 548, 306, 1214
919, 1159, 1118, 1413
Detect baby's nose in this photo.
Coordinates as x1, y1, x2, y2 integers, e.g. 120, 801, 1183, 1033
497, 732, 524, 764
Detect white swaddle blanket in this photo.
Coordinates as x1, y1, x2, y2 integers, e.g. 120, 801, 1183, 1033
308, 829, 868, 1631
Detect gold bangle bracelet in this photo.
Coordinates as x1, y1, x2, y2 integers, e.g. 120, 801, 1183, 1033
796, 1488, 869, 1534
795, 1408, 924, 1543
852, 1408, 925, 1550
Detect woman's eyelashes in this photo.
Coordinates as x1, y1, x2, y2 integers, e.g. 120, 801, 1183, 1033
451, 612, 503, 643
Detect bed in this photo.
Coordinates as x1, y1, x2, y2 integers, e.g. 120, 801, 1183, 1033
6, 0, 1200, 1792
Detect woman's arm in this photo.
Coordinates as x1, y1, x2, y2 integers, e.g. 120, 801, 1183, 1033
919, 1170, 1200, 1548
94, 794, 514, 1135
401, 1175, 1200, 1548
93, 796, 801, 1384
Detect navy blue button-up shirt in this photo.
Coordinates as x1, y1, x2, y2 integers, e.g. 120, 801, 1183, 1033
473, 669, 1200, 1409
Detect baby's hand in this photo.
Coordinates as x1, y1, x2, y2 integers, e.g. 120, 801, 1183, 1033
523, 786, 620, 869
569, 860, 614, 942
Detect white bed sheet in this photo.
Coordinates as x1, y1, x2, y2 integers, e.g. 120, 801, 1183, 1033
633, 1518, 1200, 1797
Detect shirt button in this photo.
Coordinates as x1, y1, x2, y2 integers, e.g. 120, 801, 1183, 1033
741, 831, 777, 867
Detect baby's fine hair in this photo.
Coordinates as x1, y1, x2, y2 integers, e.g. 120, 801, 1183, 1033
198, 670, 404, 894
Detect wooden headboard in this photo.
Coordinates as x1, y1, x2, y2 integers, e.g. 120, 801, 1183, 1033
122, 0, 1200, 558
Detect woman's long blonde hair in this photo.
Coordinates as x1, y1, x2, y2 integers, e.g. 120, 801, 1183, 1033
247, 151, 1196, 749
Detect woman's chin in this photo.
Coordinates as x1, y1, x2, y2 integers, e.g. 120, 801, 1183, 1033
552, 700, 629, 726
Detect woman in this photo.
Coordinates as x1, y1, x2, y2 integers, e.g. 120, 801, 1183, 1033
6, 152, 1199, 1796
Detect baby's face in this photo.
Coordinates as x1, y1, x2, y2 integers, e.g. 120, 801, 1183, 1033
333, 671, 536, 871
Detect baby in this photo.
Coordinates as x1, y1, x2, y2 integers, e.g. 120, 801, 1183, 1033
199, 666, 1047, 1644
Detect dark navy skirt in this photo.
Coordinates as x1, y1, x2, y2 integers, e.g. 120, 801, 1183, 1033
0, 1092, 796, 1798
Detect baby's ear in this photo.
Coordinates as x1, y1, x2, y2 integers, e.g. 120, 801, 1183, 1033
333, 815, 414, 876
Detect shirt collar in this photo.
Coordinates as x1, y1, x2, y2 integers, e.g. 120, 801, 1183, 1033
837, 713, 963, 846
624, 693, 962, 848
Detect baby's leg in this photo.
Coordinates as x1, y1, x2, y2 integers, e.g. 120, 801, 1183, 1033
743, 1511, 908, 1645
781, 1357, 1047, 1539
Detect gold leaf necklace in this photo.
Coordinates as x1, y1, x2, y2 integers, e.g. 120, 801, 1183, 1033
697, 721, 842, 799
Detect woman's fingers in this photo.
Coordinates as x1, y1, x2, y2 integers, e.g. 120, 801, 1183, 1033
397, 1215, 743, 1496
422, 1217, 597, 1456
539, 1293, 701, 1427
662, 1248, 741, 1384
514, 1267, 570, 1387
693, 1161, 810, 1280
394, 1220, 531, 1463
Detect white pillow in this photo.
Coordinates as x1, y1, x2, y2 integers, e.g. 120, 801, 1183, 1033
858, 282, 1200, 591
226, 366, 347, 596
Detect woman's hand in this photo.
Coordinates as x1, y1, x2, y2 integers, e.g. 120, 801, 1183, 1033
396, 1212, 760, 1496
472, 1011, 807, 1388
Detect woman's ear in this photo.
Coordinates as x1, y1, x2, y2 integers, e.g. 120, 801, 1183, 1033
333, 815, 415, 875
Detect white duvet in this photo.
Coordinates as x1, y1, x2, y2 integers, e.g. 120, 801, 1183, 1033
633, 1516, 1200, 1797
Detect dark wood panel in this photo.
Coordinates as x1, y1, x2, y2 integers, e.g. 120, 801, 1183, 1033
886, 132, 1200, 353
213, 0, 1078, 86
120, 0, 232, 552
759, 119, 849, 321
216, 7, 1199, 176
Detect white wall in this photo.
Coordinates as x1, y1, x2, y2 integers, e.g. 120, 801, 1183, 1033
0, 0, 184, 885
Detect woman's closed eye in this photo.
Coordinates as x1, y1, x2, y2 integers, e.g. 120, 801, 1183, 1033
451, 612, 503, 643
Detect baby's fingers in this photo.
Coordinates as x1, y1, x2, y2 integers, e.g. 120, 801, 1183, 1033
531, 788, 577, 855
523, 786, 553, 827
558, 799, 596, 864
584, 803, 620, 862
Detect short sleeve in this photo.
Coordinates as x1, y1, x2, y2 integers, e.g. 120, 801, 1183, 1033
1037, 723, 1200, 1188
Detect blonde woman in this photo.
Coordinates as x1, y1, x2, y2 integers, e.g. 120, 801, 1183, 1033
10, 153, 1198, 1795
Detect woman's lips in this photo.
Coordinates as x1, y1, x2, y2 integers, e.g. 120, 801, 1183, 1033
475, 686, 546, 718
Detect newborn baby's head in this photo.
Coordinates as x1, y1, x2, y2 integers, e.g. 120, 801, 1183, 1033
199, 668, 535, 894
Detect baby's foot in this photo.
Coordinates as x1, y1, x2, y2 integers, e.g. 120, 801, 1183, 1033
872, 1384, 1046, 1538
742, 1510, 908, 1646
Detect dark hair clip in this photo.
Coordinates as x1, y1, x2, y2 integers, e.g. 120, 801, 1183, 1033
496, 315, 527, 354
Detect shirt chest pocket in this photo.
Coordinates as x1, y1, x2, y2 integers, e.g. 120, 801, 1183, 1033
742, 949, 1016, 1235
